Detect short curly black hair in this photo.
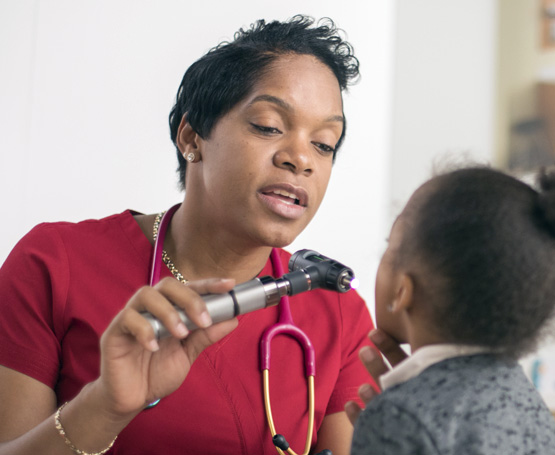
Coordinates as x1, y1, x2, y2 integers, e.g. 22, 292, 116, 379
169, 15, 360, 189
397, 166, 555, 359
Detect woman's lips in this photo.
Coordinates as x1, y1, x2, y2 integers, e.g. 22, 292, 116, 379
258, 185, 308, 220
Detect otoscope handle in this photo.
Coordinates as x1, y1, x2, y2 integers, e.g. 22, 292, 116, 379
142, 276, 286, 339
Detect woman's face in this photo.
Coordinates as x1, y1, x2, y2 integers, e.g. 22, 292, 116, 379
186, 54, 344, 248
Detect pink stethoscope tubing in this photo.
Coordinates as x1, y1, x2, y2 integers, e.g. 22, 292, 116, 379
150, 204, 180, 287
261, 249, 316, 455
150, 205, 316, 455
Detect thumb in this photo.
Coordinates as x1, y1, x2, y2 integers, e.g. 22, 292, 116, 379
345, 400, 363, 425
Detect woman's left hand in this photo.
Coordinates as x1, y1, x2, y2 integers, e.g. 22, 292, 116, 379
345, 329, 407, 424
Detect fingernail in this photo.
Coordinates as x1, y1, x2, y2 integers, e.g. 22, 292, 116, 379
360, 346, 376, 363
369, 329, 385, 344
199, 311, 212, 328
359, 383, 374, 401
148, 339, 160, 352
176, 322, 189, 338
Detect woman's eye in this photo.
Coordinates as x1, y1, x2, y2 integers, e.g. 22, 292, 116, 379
313, 142, 336, 155
251, 123, 282, 135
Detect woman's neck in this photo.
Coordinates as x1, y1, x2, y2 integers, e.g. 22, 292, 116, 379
159, 203, 273, 284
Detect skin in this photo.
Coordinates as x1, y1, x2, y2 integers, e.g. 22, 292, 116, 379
0, 54, 353, 454
344, 329, 408, 424
165, 53, 343, 283
373, 217, 410, 343
345, 182, 447, 425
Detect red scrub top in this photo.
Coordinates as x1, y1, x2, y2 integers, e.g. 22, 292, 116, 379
0, 210, 375, 454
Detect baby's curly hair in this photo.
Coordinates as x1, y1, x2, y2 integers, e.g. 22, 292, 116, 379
168, 15, 360, 189
398, 166, 555, 359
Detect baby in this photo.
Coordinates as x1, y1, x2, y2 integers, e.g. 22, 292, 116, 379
349, 166, 555, 454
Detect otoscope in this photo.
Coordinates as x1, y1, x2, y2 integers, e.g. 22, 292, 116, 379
142, 249, 358, 339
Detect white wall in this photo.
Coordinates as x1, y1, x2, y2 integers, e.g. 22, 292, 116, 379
0, 0, 396, 312
389, 0, 497, 219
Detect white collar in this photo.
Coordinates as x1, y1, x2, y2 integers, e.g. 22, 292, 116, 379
380, 344, 491, 391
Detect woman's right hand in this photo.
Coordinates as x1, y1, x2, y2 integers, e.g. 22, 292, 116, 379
93, 277, 238, 419
0, 277, 238, 455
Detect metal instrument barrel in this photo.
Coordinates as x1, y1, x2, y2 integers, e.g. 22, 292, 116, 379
143, 278, 280, 339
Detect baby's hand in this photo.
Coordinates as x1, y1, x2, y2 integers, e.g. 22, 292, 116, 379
345, 329, 408, 425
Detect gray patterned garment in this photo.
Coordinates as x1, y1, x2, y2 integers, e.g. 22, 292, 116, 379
351, 354, 555, 455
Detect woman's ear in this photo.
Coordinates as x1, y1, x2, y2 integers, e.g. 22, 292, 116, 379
390, 274, 414, 313
176, 114, 201, 157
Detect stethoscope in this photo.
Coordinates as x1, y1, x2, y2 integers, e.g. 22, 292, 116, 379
261, 248, 316, 455
148, 204, 331, 455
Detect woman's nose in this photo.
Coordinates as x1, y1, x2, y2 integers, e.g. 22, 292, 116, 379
272, 139, 313, 176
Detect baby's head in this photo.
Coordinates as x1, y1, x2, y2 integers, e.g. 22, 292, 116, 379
376, 166, 555, 359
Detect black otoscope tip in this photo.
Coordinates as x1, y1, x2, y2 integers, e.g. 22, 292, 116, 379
315, 450, 333, 455
272, 434, 290, 450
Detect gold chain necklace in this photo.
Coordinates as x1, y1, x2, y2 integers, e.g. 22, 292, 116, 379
153, 211, 188, 284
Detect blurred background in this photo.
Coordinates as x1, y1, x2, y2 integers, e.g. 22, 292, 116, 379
1, 0, 555, 410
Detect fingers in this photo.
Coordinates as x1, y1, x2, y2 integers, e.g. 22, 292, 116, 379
368, 328, 408, 367
156, 277, 236, 332
116, 303, 166, 352
113, 277, 237, 349
350, 331, 408, 428
345, 400, 362, 425
345, 381, 380, 426
150, 276, 235, 328
356, 328, 407, 386
359, 346, 389, 381
152, 278, 212, 331
186, 277, 236, 296
358, 383, 378, 405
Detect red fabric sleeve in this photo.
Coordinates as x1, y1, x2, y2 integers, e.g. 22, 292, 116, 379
326, 291, 377, 414
0, 224, 69, 388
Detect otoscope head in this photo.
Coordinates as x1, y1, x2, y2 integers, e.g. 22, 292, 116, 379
350, 276, 360, 289
288, 249, 357, 293
343, 275, 359, 290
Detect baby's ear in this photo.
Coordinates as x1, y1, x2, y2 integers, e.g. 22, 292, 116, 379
391, 274, 414, 313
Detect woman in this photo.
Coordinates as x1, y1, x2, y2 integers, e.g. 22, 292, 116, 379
0, 16, 375, 455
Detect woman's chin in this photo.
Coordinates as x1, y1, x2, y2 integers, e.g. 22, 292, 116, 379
259, 228, 302, 250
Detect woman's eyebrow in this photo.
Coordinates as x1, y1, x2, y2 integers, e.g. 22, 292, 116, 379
326, 113, 345, 124
248, 94, 344, 124
248, 94, 292, 111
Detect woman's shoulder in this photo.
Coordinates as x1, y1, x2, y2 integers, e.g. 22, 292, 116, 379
4, 210, 145, 268
20, 209, 133, 236
29, 209, 138, 241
